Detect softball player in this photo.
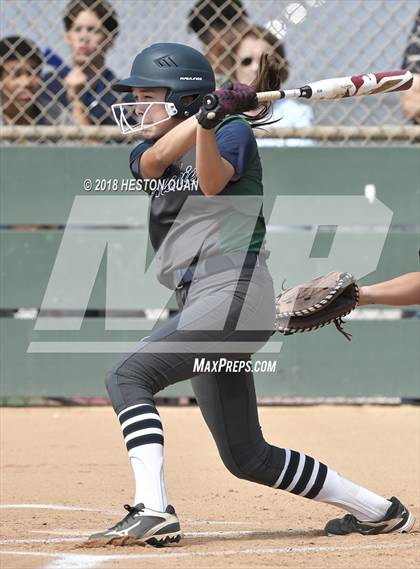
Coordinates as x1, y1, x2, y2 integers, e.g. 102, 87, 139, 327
89, 43, 414, 545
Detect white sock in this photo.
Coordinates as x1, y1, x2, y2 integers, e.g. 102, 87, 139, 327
118, 403, 168, 512
129, 444, 168, 512
316, 469, 391, 521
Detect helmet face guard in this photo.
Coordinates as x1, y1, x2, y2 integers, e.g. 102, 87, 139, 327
111, 101, 177, 134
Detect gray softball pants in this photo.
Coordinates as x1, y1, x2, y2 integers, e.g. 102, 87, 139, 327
105, 263, 287, 486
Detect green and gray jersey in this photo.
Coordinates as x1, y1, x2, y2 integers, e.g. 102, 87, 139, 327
130, 115, 267, 288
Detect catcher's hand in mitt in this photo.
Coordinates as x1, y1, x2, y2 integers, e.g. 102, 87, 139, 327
275, 272, 359, 340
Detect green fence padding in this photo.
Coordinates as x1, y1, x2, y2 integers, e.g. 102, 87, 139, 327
261, 147, 420, 226
1, 146, 419, 225
1, 146, 129, 225
266, 230, 419, 291
1, 230, 418, 308
254, 322, 419, 399
1, 145, 418, 399
0, 230, 178, 310
0, 318, 418, 398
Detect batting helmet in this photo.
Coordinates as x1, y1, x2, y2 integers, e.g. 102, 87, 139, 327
113, 43, 215, 117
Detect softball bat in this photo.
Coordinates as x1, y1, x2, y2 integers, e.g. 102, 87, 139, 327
204, 70, 413, 119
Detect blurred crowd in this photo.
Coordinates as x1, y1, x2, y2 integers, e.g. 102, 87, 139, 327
1, 0, 419, 134
0, 0, 128, 127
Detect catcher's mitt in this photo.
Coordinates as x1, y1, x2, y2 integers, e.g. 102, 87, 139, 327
275, 272, 359, 340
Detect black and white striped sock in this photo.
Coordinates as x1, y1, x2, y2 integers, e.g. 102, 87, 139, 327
118, 403, 168, 512
273, 448, 390, 521
272, 449, 328, 499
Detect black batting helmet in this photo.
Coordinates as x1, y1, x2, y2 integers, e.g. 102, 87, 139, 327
114, 43, 215, 117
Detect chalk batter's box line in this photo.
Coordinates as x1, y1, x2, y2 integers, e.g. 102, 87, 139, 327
1, 503, 418, 569
0, 542, 418, 569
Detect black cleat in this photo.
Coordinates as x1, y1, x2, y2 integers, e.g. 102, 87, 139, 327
324, 496, 415, 536
89, 503, 182, 546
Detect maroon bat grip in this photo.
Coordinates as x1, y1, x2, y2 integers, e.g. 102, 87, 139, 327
198, 83, 258, 128
204, 84, 258, 113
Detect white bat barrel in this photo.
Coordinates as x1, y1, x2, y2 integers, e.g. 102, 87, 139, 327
305, 70, 413, 100
256, 70, 413, 103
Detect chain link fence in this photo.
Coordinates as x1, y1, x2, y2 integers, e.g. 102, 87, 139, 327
1, 0, 419, 144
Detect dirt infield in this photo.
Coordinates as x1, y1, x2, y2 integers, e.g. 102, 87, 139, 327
1, 405, 419, 569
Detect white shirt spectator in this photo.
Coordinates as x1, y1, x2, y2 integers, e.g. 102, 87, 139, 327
256, 98, 314, 147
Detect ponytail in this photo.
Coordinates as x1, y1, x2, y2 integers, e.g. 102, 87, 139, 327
242, 51, 289, 127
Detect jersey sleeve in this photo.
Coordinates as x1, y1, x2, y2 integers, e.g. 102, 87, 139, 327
129, 141, 154, 179
215, 119, 256, 179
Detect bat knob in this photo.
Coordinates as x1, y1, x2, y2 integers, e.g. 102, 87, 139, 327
206, 111, 216, 120
203, 93, 219, 110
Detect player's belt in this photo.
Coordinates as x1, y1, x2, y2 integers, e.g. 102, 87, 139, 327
174, 252, 267, 289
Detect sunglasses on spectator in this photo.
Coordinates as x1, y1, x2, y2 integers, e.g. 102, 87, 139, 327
239, 56, 259, 66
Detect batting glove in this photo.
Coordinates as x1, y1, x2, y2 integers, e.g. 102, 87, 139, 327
196, 82, 258, 129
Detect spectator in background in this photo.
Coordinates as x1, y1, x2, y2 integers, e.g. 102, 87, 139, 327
187, 0, 249, 80
0, 36, 59, 125
231, 25, 313, 146
188, 3, 312, 145
45, 0, 128, 126
400, 8, 420, 124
